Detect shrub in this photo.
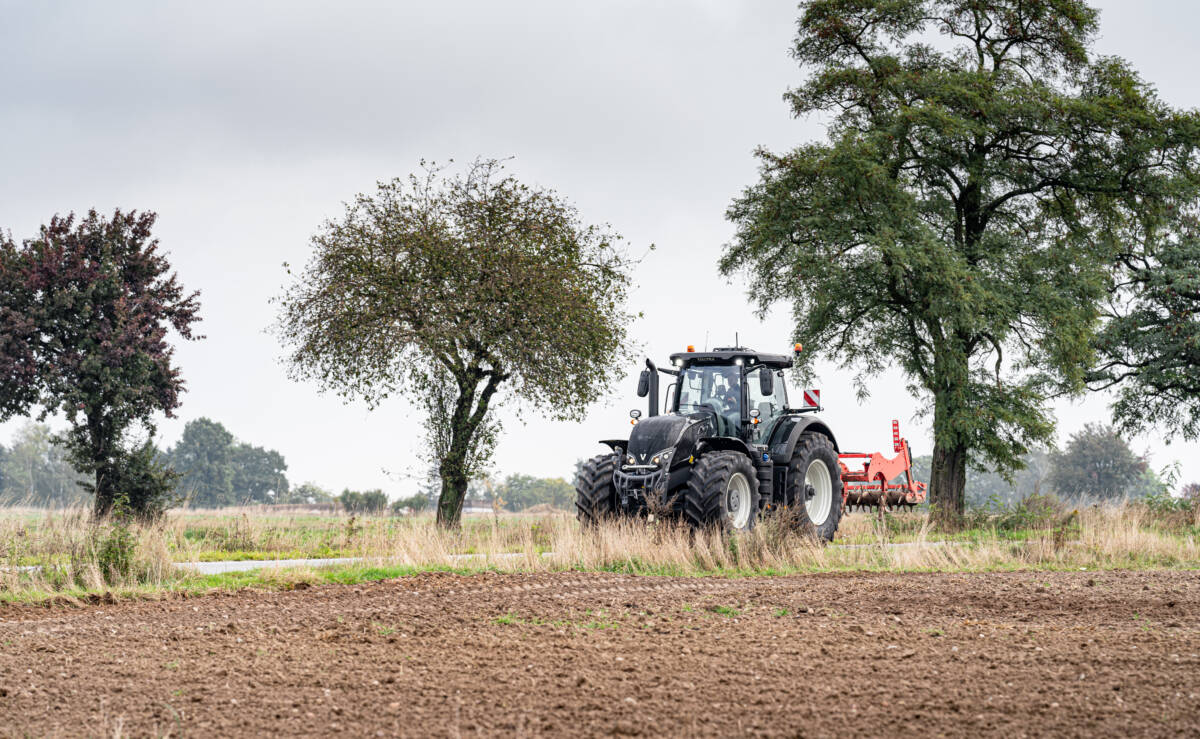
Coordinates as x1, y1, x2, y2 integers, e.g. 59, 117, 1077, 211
338, 488, 388, 514
390, 494, 431, 515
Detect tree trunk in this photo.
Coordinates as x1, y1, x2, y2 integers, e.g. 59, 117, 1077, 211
929, 437, 968, 525
435, 368, 504, 529
86, 409, 119, 518
928, 340, 971, 527
436, 452, 470, 527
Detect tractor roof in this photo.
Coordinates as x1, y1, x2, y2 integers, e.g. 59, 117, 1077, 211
668, 346, 794, 370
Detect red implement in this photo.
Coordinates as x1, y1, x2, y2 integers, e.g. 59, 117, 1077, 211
838, 421, 927, 510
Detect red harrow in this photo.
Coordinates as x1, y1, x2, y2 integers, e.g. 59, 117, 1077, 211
838, 420, 927, 511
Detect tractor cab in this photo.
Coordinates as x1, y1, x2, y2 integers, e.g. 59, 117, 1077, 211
666, 347, 794, 441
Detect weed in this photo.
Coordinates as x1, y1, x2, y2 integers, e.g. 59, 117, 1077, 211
707, 605, 740, 617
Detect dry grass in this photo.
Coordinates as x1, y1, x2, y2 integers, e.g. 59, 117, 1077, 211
1, 502, 1197, 603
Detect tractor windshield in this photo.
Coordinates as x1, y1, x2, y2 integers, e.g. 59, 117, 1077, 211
676, 364, 741, 435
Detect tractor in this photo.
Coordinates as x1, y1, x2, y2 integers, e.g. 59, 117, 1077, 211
574, 344, 926, 541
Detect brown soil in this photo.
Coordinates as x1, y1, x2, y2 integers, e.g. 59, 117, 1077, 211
1, 570, 1197, 737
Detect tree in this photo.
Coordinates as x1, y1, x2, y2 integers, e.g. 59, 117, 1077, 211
169, 418, 236, 507
390, 493, 431, 515
496, 474, 575, 512
0, 422, 90, 507
276, 159, 635, 527
0, 210, 201, 517
231, 443, 289, 503
280, 481, 334, 505
721, 0, 1200, 522
338, 488, 388, 514
1090, 228, 1200, 439
1048, 424, 1147, 500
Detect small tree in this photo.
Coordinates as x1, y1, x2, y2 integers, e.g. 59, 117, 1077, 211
276, 160, 634, 527
1048, 424, 1147, 501
0, 210, 201, 517
722, 1, 1200, 522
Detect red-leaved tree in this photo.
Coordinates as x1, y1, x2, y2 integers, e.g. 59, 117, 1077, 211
0, 210, 201, 517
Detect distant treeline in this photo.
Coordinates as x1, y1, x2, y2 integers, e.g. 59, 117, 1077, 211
0, 419, 580, 513
911, 424, 1166, 509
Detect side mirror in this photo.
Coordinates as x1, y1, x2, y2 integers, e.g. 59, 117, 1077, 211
759, 369, 774, 397
636, 369, 650, 398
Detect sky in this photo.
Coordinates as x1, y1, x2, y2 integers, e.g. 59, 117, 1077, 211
2, 1, 1198, 498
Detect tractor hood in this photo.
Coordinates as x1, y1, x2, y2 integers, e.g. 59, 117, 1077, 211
626, 413, 712, 465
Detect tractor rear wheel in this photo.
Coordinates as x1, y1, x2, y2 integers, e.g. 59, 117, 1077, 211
787, 432, 843, 541
683, 451, 760, 532
575, 453, 619, 527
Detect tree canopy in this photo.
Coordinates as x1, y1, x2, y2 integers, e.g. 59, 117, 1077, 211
1090, 228, 1200, 440
275, 159, 635, 526
0, 210, 201, 517
167, 417, 291, 507
1047, 423, 1150, 500
721, 0, 1200, 520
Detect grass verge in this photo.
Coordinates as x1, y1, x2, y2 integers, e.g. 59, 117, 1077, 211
1, 501, 1197, 606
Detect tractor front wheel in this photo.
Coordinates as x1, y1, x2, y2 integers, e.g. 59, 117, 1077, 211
683, 451, 760, 532
786, 432, 843, 541
575, 453, 619, 527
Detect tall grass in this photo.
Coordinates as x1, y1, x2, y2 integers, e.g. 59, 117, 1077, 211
1, 501, 1197, 603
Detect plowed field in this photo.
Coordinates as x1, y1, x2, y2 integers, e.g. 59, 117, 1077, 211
2, 570, 1197, 737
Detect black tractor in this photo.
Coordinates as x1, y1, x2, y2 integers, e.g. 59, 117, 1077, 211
575, 345, 844, 541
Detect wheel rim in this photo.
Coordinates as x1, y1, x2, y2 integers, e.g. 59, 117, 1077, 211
726, 472, 753, 530
805, 459, 833, 526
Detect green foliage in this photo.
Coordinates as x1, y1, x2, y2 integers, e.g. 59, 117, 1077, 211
1092, 232, 1200, 439
338, 489, 388, 514
93, 511, 138, 583
0, 422, 89, 507
169, 418, 235, 506
279, 481, 334, 505
275, 159, 636, 527
0, 210, 202, 517
494, 474, 574, 512
1047, 424, 1149, 501
167, 418, 290, 507
230, 443, 289, 503
721, 1, 1200, 519
391, 494, 431, 515
103, 441, 180, 521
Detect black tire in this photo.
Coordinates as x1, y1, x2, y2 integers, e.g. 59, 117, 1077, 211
786, 432, 843, 541
682, 451, 760, 532
575, 454, 619, 526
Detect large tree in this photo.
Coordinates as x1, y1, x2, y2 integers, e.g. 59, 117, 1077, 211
276, 159, 634, 527
722, 0, 1200, 521
0, 210, 201, 516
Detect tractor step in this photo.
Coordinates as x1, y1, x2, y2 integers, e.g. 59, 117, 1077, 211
837, 421, 927, 511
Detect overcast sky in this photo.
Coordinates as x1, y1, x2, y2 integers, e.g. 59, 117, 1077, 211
2, 1, 1198, 498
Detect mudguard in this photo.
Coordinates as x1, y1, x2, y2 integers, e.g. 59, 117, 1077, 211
768, 415, 839, 462
696, 436, 756, 458
598, 439, 627, 454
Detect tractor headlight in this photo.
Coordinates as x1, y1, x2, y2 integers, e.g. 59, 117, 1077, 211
627, 454, 636, 465
651, 449, 674, 468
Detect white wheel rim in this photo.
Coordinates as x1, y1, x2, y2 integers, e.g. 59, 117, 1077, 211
805, 459, 833, 526
726, 472, 753, 530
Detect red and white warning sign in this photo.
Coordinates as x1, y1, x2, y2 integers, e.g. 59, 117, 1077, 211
802, 389, 821, 408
